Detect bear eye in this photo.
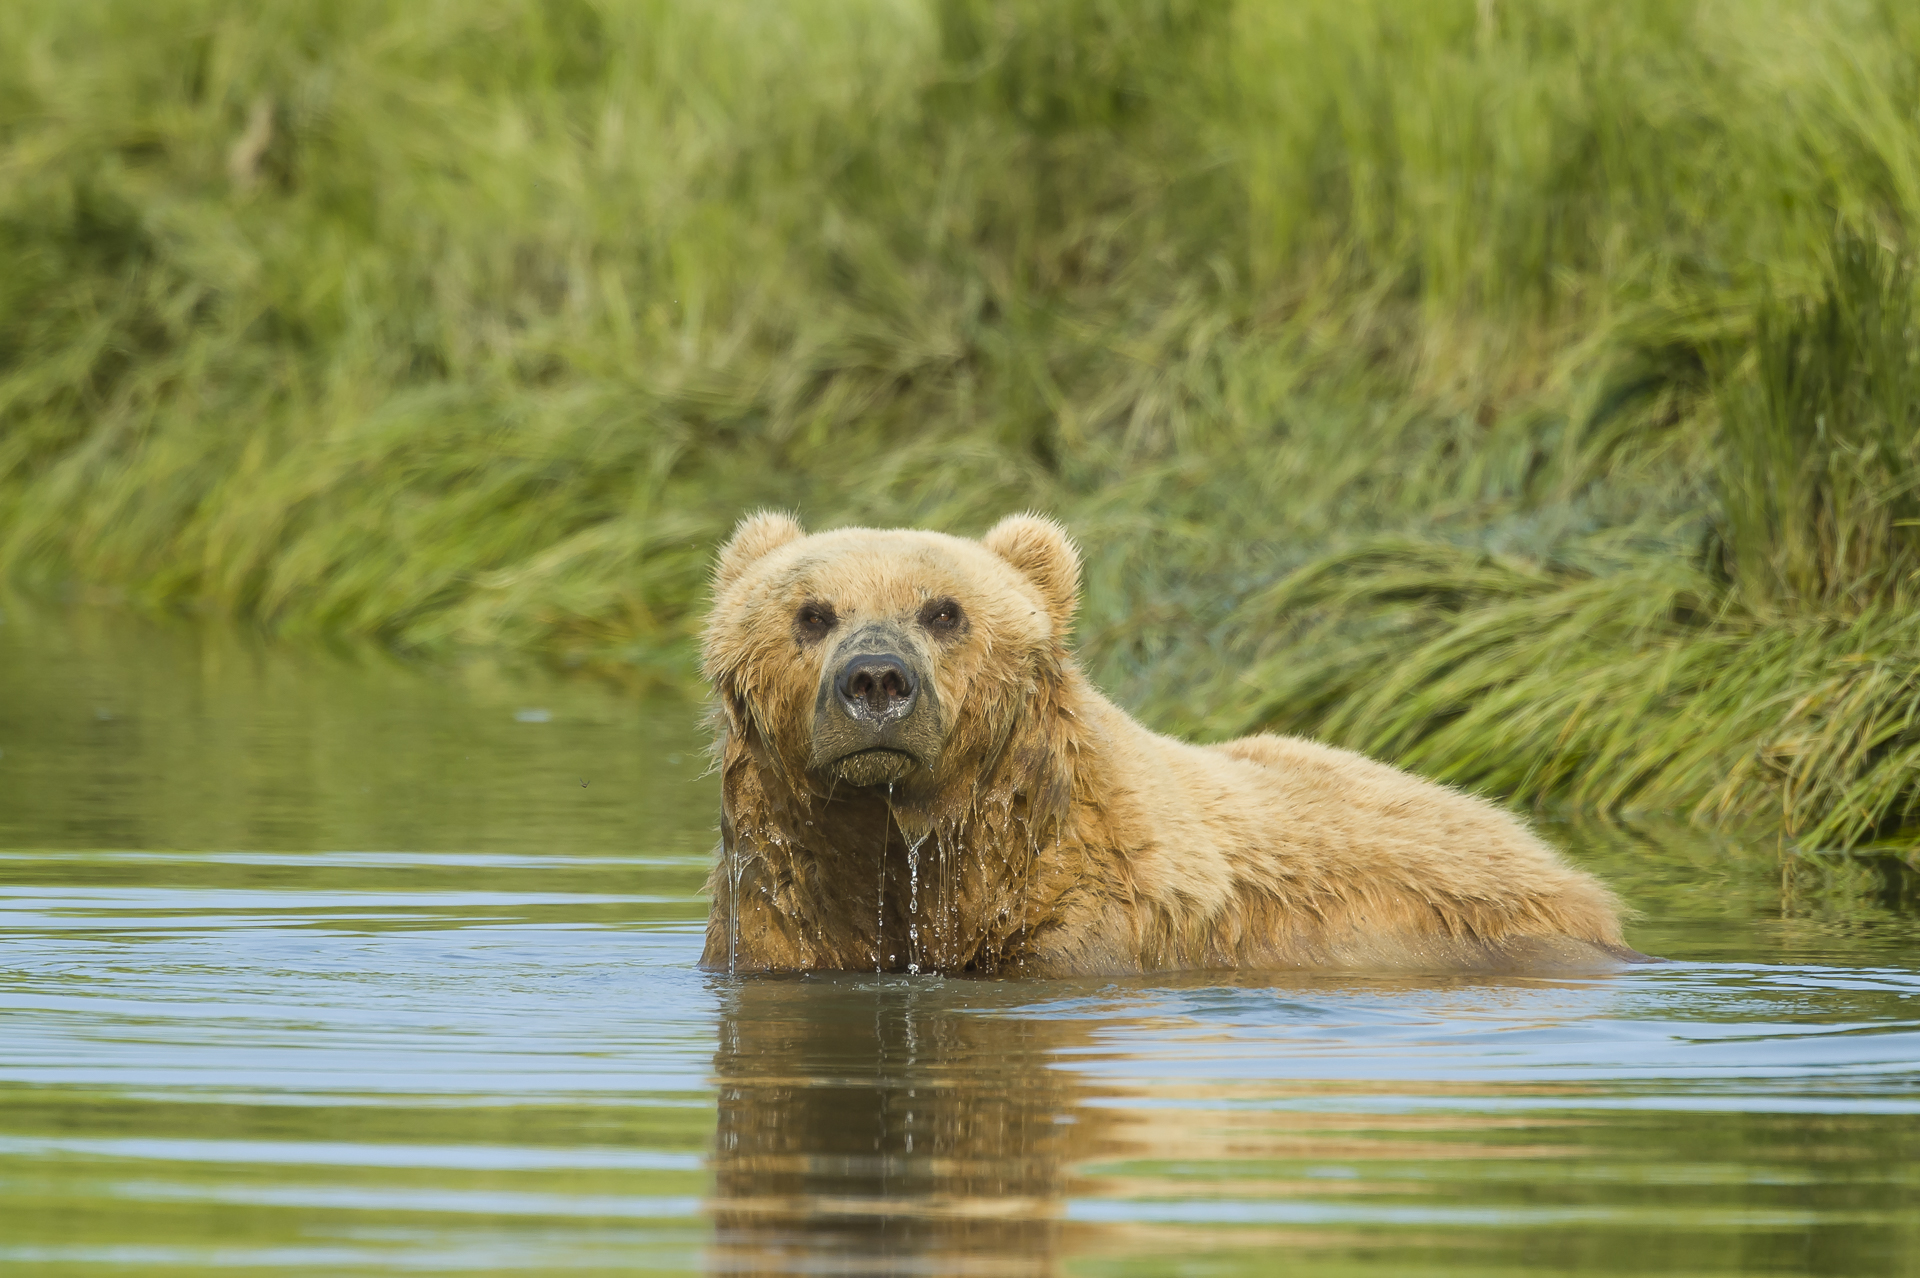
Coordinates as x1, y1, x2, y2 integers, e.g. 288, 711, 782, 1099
794, 601, 837, 642
919, 596, 965, 636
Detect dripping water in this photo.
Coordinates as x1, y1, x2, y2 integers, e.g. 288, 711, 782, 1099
945, 830, 959, 969
906, 829, 928, 974
877, 784, 891, 973
936, 829, 949, 969
726, 830, 742, 976
950, 827, 962, 967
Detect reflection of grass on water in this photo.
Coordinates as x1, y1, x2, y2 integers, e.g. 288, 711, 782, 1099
2, 0, 1918, 850
1561, 818, 1920, 959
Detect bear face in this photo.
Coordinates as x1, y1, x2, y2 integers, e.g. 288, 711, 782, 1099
703, 512, 1081, 806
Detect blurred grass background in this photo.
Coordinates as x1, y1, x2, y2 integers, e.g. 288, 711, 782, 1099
3, 0, 1918, 849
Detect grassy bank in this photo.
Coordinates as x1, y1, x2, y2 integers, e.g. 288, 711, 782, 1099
3, 0, 1918, 848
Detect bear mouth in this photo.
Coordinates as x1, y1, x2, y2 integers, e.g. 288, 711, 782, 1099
830, 747, 919, 788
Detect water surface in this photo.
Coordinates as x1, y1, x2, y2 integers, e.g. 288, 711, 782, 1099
2, 602, 1917, 1275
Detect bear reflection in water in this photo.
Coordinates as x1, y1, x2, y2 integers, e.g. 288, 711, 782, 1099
707, 977, 1094, 1276
700, 513, 1650, 976
704, 972, 1620, 1276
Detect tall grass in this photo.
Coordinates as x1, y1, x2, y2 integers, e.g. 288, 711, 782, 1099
2, 0, 1918, 846
1212, 239, 1920, 849
1717, 235, 1920, 615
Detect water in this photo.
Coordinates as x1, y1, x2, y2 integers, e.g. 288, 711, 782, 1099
2, 602, 1917, 1277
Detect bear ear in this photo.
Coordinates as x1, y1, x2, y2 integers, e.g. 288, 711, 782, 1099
982, 513, 1081, 633
714, 510, 805, 595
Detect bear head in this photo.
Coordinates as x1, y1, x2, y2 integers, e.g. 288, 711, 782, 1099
702, 512, 1081, 807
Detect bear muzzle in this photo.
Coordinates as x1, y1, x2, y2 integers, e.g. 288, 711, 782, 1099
808, 626, 944, 788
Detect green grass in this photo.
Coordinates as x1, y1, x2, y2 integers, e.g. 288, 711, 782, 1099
3, 0, 1918, 848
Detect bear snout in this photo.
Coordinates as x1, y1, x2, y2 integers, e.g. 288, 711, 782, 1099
808, 627, 943, 789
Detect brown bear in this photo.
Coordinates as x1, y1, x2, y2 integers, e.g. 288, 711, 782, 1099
700, 512, 1642, 975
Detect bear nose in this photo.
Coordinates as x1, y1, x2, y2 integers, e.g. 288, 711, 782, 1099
835, 653, 918, 723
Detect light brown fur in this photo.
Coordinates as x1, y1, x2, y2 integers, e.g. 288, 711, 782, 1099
700, 512, 1640, 975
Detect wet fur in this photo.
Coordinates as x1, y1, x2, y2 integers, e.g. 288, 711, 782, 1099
701, 513, 1638, 975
